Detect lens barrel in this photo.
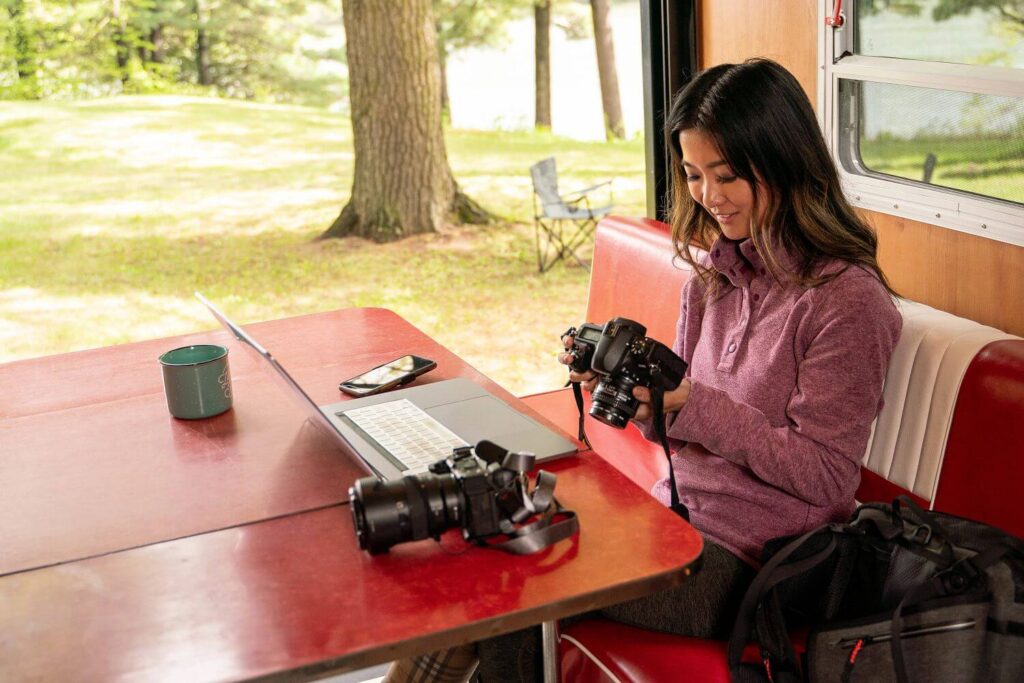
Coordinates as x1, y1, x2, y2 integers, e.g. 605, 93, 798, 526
589, 374, 640, 429
349, 473, 463, 554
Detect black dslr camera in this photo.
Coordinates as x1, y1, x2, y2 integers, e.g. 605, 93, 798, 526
349, 441, 555, 554
565, 317, 687, 429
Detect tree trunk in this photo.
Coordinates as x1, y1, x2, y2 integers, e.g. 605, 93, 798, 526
195, 0, 211, 86
589, 0, 624, 140
534, 1, 551, 129
322, 0, 491, 241
112, 0, 131, 86
9, 0, 39, 98
151, 25, 165, 63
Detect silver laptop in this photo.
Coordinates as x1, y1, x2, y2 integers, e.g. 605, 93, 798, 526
196, 293, 577, 480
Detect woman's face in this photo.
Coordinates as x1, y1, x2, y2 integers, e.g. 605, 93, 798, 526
678, 129, 762, 241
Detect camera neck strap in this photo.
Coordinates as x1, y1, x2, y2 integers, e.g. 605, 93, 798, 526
476, 447, 579, 555
649, 384, 687, 520
569, 380, 592, 449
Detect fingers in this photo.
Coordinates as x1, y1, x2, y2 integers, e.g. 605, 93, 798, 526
634, 387, 651, 419
632, 387, 652, 421
630, 380, 691, 416
558, 334, 595, 390
568, 370, 596, 385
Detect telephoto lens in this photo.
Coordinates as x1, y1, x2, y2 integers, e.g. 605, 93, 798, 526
350, 441, 578, 556
349, 472, 463, 555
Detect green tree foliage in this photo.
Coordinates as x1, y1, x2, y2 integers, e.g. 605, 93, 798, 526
862, 0, 1024, 34
0, 0, 345, 103
432, 0, 530, 115
932, 0, 1024, 35
433, 0, 527, 56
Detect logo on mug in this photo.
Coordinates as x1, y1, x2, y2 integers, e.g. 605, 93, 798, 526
218, 369, 232, 399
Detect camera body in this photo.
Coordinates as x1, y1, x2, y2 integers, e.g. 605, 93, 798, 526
433, 445, 515, 541
349, 443, 526, 554
566, 317, 687, 429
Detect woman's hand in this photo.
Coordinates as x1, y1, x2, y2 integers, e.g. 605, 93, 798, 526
558, 333, 597, 391
631, 380, 691, 422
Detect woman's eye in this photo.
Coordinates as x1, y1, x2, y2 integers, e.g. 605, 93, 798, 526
718, 175, 738, 183
686, 175, 700, 182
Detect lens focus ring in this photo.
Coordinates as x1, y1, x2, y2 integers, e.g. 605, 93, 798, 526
590, 375, 640, 429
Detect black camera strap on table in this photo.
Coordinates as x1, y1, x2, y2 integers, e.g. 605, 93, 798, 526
475, 442, 579, 556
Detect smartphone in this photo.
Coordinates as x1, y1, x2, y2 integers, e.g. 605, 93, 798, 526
338, 355, 437, 397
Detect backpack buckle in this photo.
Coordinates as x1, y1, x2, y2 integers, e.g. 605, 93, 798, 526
910, 523, 933, 545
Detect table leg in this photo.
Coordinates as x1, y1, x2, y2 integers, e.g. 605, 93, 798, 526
541, 620, 558, 683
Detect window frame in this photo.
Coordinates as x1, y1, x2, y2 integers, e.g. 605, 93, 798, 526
640, 0, 698, 222
817, 1, 1024, 248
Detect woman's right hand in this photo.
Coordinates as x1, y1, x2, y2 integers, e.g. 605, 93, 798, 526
558, 333, 598, 392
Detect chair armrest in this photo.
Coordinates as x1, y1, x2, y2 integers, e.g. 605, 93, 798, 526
563, 180, 613, 201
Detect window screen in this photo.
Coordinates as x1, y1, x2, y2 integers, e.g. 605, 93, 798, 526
824, 0, 1024, 244
838, 79, 1024, 205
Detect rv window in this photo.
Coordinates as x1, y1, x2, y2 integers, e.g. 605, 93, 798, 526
821, 0, 1024, 246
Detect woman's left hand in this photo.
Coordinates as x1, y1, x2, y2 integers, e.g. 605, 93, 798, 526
631, 380, 691, 422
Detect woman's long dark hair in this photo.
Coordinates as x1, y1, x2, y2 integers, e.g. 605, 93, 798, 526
664, 58, 895, 297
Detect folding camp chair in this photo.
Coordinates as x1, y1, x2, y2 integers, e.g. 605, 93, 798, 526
529, 157, 613, 273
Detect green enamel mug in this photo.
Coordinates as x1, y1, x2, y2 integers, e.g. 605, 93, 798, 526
159, 344, 233, 419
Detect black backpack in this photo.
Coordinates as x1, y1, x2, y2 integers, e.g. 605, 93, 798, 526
728, 497, 1024, 683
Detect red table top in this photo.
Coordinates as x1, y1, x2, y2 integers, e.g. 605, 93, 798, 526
0, 308, 563, 575
0, 308, 703, 680
0, 454, 702, 681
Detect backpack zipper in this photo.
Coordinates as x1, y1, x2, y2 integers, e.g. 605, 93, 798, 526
836, 618, 976, 648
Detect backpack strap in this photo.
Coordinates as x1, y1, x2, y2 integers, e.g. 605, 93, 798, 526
728, 524, 842, 679
858, 498, 956, 567
892, 495, 957, 564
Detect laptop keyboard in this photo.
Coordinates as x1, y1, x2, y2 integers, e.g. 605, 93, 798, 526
340, 399, 468, 475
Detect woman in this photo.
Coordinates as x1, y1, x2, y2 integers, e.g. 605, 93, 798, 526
386, 58, 902, 683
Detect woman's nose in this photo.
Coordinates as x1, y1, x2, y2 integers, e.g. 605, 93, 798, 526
703, 183, 722, 207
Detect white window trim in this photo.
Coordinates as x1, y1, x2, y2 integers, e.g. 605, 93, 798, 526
817, 1, 1024, 248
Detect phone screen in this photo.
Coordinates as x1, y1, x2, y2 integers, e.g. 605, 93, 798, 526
339, 355, 436, 396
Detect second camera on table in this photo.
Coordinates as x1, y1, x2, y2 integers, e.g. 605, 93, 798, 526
565, 317, 687, 428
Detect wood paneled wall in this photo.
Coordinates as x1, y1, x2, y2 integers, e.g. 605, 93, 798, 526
699, 0, 818, 99
697, 0, 1024, 336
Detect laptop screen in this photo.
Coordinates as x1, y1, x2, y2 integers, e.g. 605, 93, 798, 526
194, 292, 365, 464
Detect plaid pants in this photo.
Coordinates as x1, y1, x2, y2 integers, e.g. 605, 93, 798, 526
385, 642, 478, 683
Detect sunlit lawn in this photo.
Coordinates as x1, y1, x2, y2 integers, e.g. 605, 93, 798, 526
0, 95, 646, 396
861, 136, 1024, 203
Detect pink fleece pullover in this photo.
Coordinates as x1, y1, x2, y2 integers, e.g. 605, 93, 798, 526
642, 236, 901, 565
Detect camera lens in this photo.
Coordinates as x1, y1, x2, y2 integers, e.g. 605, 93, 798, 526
590, 374, 640, 429
349, 473, 463, 554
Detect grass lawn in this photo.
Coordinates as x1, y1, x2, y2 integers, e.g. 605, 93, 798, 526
861, 136, 1024, 203
0, 95, 647, 396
